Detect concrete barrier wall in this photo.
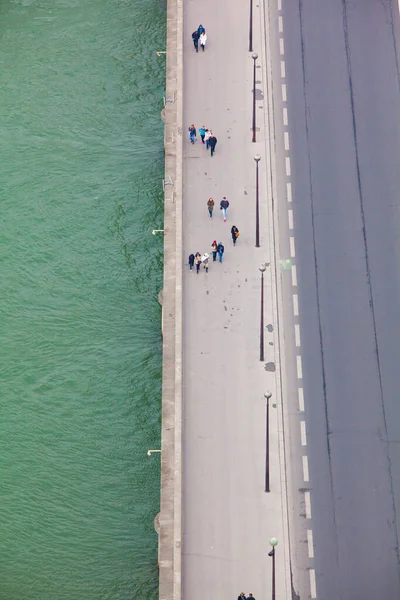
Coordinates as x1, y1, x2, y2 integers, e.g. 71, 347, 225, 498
158, 0, 183, 597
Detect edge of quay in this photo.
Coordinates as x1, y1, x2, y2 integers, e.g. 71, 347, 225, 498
158, 0, 183, 597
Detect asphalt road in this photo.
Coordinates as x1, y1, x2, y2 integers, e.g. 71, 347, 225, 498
271, 0, 400, 597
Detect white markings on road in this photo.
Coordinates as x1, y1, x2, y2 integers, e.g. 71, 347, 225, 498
309, 569, 317, 598
284, 131, 290, 151
295, 323, 301, 347
290, 236, 296, 258
283, 106, 288, 126
291, 264, 297, 287
278, 15, 283, 32
305, 490, 312, 519
307, 530, 315, 558
298, 386, 304, 411
288, 209, 293, 230
286, 181, 292, 202
279, 38, 285, 55
280, 60, 286, 78
302, 455, 309, 482
285, 156, 291, 177
282, 83, 287, 102
300, 420, 307, 445
296, 355, 303, 379
278, 0, 282, 11
293, 293, 299, 316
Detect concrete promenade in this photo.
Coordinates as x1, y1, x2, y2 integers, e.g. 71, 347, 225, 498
181, 1, 290, 599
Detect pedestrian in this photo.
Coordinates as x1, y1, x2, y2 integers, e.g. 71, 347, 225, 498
220, 197, 229, 222
194, 252, 202, 274
204, 129, 211, 149
211, 240, 218, 261
247, 595, 255, 600
217, 241, 224, 263
237, 593, 246, 600
209, 133, 217, 157
192, 29, 200, 52
202, 252, 209, 273
207, 197, 214, 219
231, 225, 239, 245
200, 31, 207, 51
199, 125, 206, 144
197, 24, 205, 36
188, 124, 197, 144
188, 253, 195, 271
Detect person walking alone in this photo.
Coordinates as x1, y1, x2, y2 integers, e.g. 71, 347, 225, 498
202, 253, 209, 273
220, 197, 229, 222
199, 125, 206, 144
188, 253, 195, 271
207, 197, 214, 219
188, 124, 197, 144
200, 31, 207, 51
192, 29, 200, 52
194, 252, 202, 274
209, 133, 217, 157
211, 240, 218, 261
204, 129, 211, 149
231, 225, 239, 245
217, 241, 225, 263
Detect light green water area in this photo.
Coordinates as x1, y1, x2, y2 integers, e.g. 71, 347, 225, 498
0, 0, 165, 597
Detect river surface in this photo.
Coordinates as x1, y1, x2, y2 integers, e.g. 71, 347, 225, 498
0, 0, 165, 598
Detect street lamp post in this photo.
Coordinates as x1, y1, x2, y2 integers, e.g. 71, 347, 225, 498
268, 537, 278, 600
249, 0, 253, 51
254, 154, 261, 247
252, 52, 258, 142
264, 391, 272, 492
259, 264, 266, 361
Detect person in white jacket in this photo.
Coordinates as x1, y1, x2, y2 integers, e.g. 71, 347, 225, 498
204, 129, 211, 149
200, 32, 207, 52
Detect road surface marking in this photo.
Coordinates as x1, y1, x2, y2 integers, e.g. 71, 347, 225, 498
279, 38, 285, 55
298, 387, 304, 411
285, 156, 291, 176
300, 420, 307, 445
309, 569, 317, 598
305, 490, 312, 518
293, 293, 299, 316
280, 60, 286, 78
284, 130, 290, 151
295, 323, 301, 346
290, 236, 295, 257
296, 355, 303, 378
307, 530, 314, 558
302, 455, 309, 481
283, 106, 288, 125
278, 15, 283, 32
286, 181, 292, 202
291, 264, 297, 286
288, 209, 293, 230
278, 0, 282, 10
282, 83, 287, 102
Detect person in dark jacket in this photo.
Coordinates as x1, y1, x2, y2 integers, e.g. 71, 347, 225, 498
207, 197, 214, 218
192, 29, 200, 52
220, 197, 229, 222
217, 241, 224, 263
188, 253, 195, 271
237, 593, 246, 600
188, 124, 197, 144
197, 24, 205, 36
194, 252, 202, 274
231, 225, 239, 245
208, 133, 217, 157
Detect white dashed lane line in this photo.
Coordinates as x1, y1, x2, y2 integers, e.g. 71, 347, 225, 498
302, 455, 309, 482
285, 156, 291, 177
296, 355, 303, 379
288, 209, 293, 230
284, 131, 290, 151
279, 37, 285, 55
294, 323, 301, 347
282, 83, 287, 102
283, 106, 288, 126
280, 60, 286, 78
278, 15, 283, 32
307, 530, 315, 558
310, 570, 317, 598
298, 387, 304, 412
291, 264, 297, 287
300, 420, 307, 446
293, 293, 299, 316
286, 181, 292, 202
305, 490, 312, 519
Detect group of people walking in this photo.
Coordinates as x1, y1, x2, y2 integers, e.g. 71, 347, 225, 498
192, 23, 207, 52
188, 124, 217, 157
187, 23, 241, 275
237, 594, 255, 600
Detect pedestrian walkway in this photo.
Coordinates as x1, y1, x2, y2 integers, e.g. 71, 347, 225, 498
182, 0, 290, 598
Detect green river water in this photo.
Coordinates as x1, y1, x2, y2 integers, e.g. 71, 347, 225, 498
0, 0, 165, 598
